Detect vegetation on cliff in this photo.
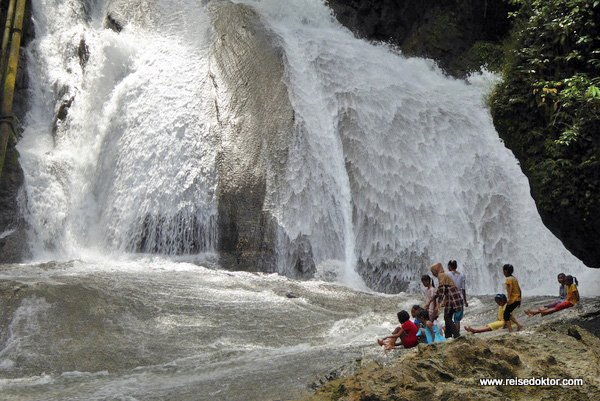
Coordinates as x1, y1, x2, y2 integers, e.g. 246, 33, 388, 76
491, 0, 600, 267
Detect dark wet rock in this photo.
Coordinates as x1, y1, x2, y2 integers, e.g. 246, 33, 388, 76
0, 0, 34, 263
356, 249, 428, 294
105, 14, 123, 32
51, 96, 75, 139
285, 234, 317, 279
0, 146, 28, 263
326, 0, 515, 77
78, 36, 90, 69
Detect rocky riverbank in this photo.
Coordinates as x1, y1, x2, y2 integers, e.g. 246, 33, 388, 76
300, 306, 600, 401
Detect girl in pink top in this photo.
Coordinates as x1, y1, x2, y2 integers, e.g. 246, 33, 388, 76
421, 274, 438, 321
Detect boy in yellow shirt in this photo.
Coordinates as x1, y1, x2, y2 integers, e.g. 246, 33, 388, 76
502, 264, 524, 332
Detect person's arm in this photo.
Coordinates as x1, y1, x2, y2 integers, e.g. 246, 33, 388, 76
506, 280, 513, 302
382, 329, 404, 341
462, 289, 468, 307
573, 289, 580, 304
426, 321, 435, 339
462, 274, 468, 307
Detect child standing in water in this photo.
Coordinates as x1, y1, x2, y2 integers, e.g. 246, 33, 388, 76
465, 294, 512, 334
421, 274, 438, 322
377, 310, 419, 350
525, 275, 579, 317
502, 264, 523, 332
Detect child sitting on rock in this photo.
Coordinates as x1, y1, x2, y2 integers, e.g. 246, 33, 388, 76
416, 309, 446, 343
377, 310, 419, 350
411, 305, 423, 326
465, 294, 520, 334
525, 275, 579, 317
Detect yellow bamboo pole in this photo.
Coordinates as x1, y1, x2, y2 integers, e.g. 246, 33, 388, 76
0, 0, 26, 179
1, 0, 18, 77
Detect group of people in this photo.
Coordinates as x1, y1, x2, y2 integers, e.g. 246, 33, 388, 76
377, 261, 580, 350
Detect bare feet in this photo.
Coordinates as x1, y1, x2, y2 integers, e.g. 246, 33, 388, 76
516, 325, 523, 331
464, 326, 474, 333
377, 339, 384, 346
524, 310, 535, 317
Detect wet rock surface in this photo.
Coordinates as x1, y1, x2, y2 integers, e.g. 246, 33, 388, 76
326, 0, 514, 77
209, 1, 313, 277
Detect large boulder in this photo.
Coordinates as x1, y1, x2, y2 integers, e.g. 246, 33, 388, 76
209, 0, 315, 277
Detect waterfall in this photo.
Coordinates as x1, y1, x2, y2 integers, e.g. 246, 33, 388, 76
19, 0, 219, 258
16, 0, 595, 295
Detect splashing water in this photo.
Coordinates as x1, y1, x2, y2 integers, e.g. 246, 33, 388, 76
15, 0, 599, 295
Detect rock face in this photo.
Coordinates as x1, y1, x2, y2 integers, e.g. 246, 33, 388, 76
326, 0, 514, 77
301, 324, 600, 400
208, 0, 315, 278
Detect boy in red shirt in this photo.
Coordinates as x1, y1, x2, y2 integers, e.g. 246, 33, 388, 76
377, 310, 419, 350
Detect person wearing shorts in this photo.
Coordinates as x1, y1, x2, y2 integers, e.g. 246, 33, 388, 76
502, 264, 524, 332
466, 294, 512, 334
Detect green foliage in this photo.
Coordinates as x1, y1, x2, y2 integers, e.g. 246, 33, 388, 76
495, 0, 600, 153
490, 0, 600, 239
469, 41, 505, 72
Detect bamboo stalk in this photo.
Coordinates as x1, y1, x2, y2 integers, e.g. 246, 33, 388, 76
0, 0, 26, 179
1, 0, 17, 85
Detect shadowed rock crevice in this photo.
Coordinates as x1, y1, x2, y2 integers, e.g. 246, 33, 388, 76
326, 0, 515, 77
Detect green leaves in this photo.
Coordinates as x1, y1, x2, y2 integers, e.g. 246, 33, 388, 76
585, 85, 600, 97
494, 0, 600, 153
556, 129, 580, 146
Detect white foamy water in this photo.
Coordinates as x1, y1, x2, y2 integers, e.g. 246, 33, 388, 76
0, 259, 597, 401
233, 0, 598, 295
14, 0, 600, 297
20, 0, 218, 259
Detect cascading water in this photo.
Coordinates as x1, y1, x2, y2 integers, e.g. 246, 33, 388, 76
20, 0, 219, 259
2, 1, 600, 400
233, 0, 595, 294
15, 0, 598, 295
